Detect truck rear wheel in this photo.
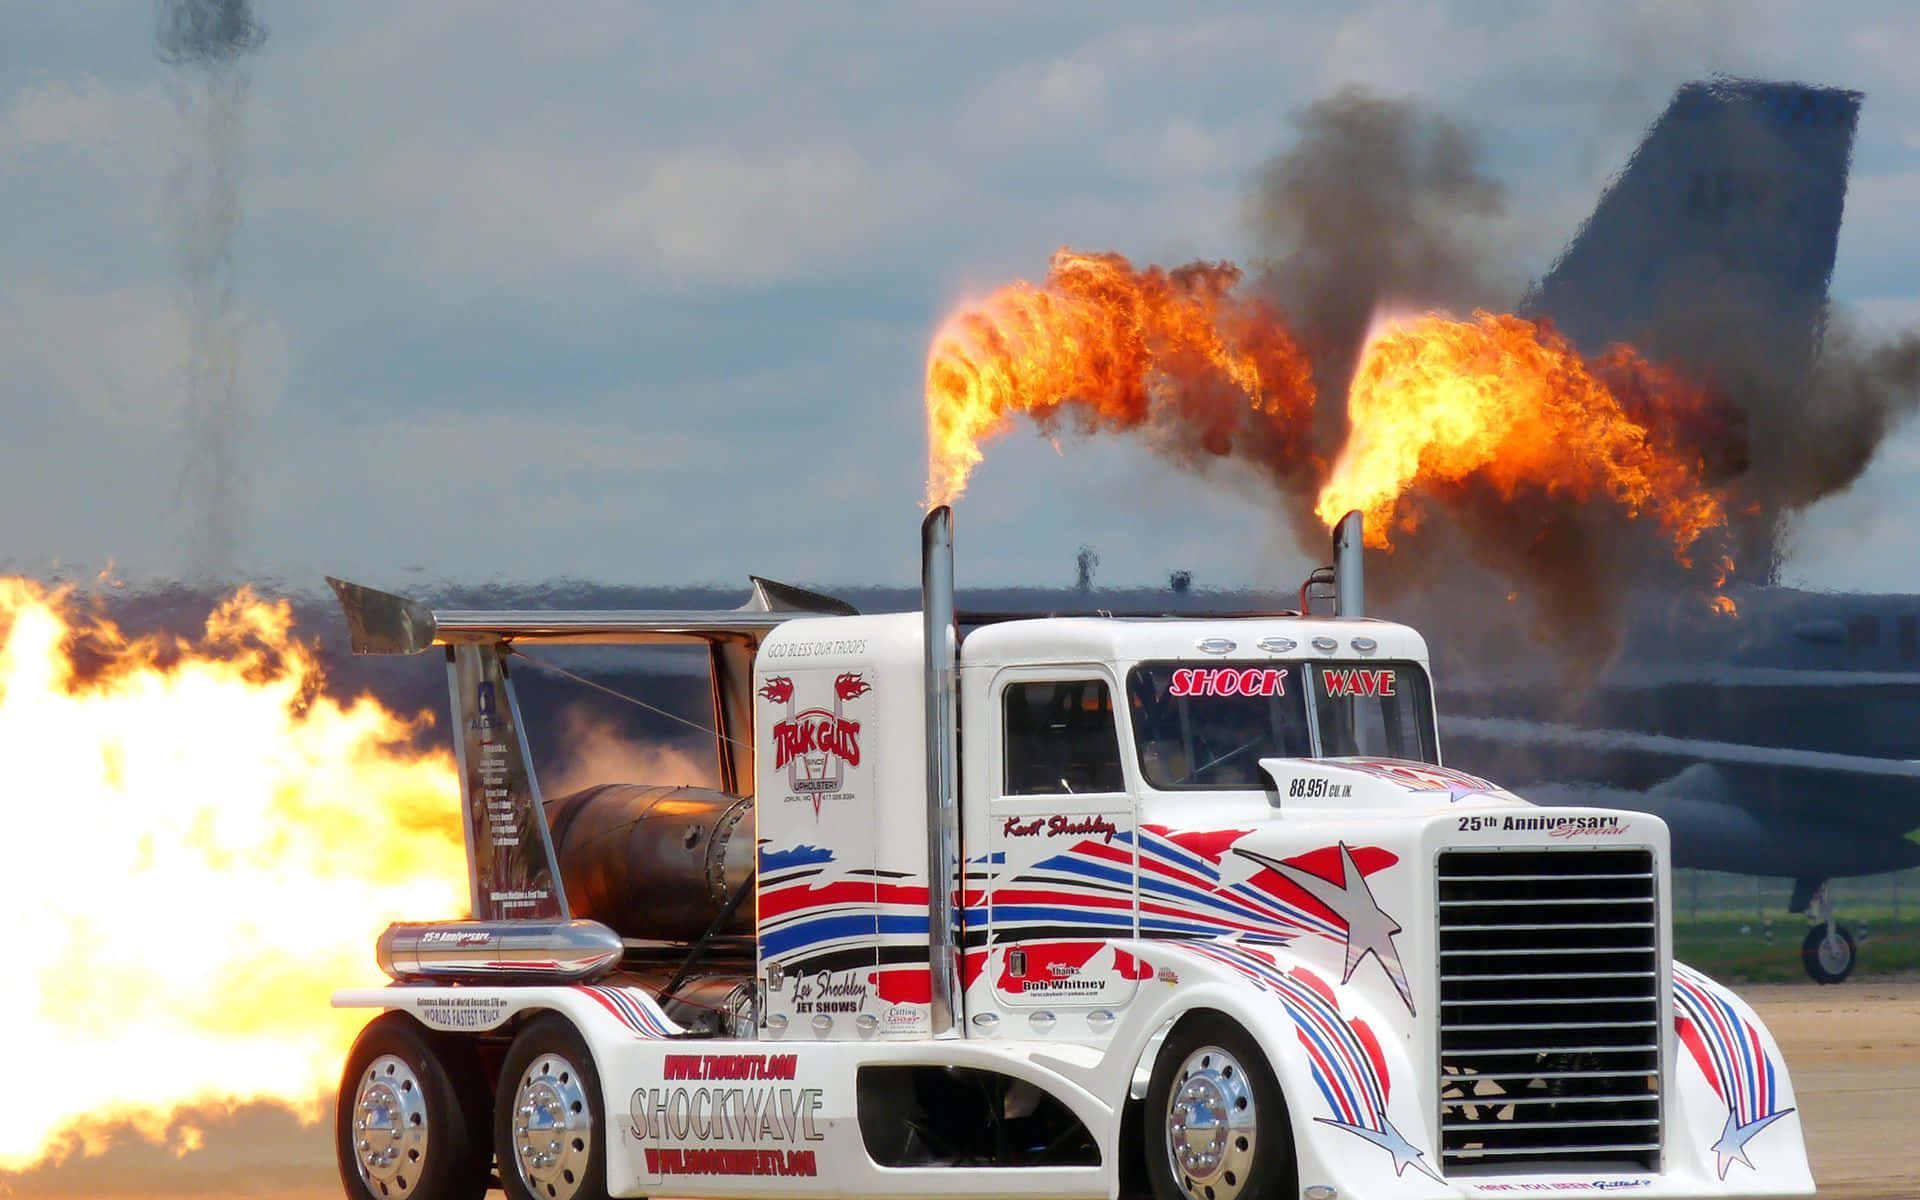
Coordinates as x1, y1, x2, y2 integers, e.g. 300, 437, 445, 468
336, 1012, 491, 1200
495, 1014, 609, 1200
1144, 1015, 1293, 1200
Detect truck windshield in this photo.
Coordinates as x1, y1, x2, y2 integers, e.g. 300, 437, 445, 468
1126, 660, 1438, 790
1308, 661, 1437, 762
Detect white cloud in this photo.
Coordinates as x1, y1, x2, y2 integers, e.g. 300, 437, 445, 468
0, 1, 1915, 590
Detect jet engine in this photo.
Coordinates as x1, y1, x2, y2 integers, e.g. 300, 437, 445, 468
544, 783, 754, 942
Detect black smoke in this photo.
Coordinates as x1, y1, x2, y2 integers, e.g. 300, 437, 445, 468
157, 0, 267, 580
158, 0, 266, 64
1242, 83, 1919, 665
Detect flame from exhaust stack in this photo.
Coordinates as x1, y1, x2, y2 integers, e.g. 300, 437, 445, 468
1316, 311, 1732, 565
924, 249, 1316, 508
924, 256, 1741, 592
0, 580, 465, 1171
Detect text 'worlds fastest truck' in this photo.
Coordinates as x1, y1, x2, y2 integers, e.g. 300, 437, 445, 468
327, 510, 1812, 1200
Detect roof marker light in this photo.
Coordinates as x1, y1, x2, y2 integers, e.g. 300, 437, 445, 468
1311, 636, 1338, 653
1256, 635, 1297, 653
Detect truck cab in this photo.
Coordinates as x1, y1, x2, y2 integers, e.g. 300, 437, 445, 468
326, 511, 1813, 1200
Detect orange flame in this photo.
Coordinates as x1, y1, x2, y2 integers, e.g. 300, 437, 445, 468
0, 580, 466, 1171
1317, 311, 1730, 564
924, 248, 1315, 508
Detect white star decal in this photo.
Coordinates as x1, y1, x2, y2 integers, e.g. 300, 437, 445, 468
1237, 842, 1416, 1014
1712, 1108, 1792, 1179
1317, 1115, 1442, 1181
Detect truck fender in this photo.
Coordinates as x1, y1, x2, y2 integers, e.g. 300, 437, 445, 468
1110, 940, 1450, 1197
332, 982, 683, 1042
1667, 961, 1813, 1190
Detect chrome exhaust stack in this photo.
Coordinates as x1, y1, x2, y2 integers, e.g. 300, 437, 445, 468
1333, 509, 1365, 619
922, 506, 962, 1037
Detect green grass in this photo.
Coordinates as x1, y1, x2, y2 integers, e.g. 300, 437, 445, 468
1671, 914, 1920, 984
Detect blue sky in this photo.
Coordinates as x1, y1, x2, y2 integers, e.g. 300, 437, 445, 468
2, 1, 1915, 593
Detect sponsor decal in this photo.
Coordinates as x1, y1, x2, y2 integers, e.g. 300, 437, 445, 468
759, 673, 869, 814
629, 1064, 826, 1167
1456, 814, 1631, 837
663, 1054, 798, 1081
994, 941, 1151, 997
1001, 813, 1119, 842
471, 680, 498, 739
419, 929, 493, 946
645, 1148, 817, 1178
881, 1004, 925, 1031
412, 994, 511, 1031
1169, 666, 1289, 698
452, 646, 562, 921
1320, 667, 1395, 698
790, 969, 868, 1015
1475, 1184, 1653, 1193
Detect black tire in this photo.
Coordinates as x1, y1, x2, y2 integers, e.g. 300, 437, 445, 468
1802, 923, 1856, 984
495, 1014, 610, 1200
1144, 1014, 1294, 1200
336, 1011, 493, 1200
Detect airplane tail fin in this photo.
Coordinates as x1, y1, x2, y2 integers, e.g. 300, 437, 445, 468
1522, 77, 1860, 368
1521, 78, 1862, 579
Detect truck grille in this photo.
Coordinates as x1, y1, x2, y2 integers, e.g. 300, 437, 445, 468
1436, 848, 1661, 1174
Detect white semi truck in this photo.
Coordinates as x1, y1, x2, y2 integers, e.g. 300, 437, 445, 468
327, 510, 1812, 1200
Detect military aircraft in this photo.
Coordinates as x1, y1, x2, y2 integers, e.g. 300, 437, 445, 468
1439, 77, 1920, 984
1440, 584, 1920, 984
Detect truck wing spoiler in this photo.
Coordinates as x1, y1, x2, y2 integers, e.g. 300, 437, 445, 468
325, 575, 857, 654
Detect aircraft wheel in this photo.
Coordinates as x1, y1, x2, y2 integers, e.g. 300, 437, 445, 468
496, 1014, 609, 1200
1145, 1014, 1293, 1200
1802, 923, 1856, 985
337, 1012, 492, 1200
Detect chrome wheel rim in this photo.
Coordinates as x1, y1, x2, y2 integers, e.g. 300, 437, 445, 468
511, 1051, 593, 1200
351, 1053, 430, 1196
1165, 1044, 1258, 1200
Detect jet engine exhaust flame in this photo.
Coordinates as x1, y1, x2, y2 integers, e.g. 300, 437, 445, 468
0, 580, 466, 1173
1316, 310, 1735, 567
923, 248, 1317, 509
923, 258, 1742, 605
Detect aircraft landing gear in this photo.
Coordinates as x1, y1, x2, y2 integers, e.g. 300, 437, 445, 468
1800, 882, 1856, 985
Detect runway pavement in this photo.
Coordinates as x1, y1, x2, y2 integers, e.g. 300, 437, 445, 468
1746, 978, 1920, 1199
1, 979, 1911, 1198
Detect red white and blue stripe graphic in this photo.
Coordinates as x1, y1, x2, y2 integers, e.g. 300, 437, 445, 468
755, 843, 932, 972
1673, 962, 1792, 1178
1187, 941, 1437, 1180
984, 826, 1360, 946
574, 984, 682, 1038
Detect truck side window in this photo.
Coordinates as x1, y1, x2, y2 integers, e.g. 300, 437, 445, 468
1003, 680, 1125, 795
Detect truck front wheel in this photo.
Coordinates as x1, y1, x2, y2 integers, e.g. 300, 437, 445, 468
495, 1014, 610, 1200
336, 1012, 491, 1200
1144, 1015, 1293, 1200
